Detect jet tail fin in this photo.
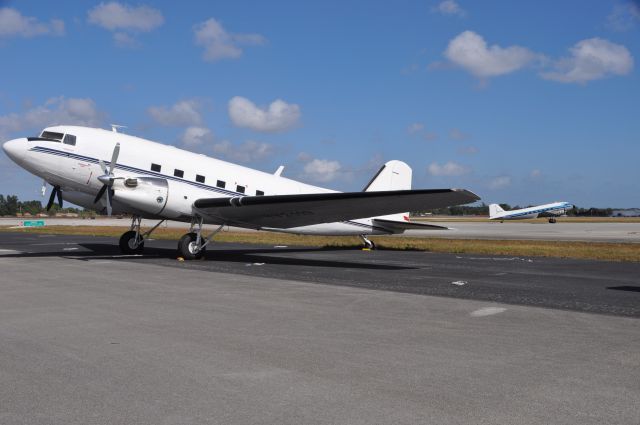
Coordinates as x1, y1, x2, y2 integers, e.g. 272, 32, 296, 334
489, 203, 505, 219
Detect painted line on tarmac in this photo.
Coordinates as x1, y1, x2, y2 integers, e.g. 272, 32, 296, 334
470, 307, 507, 317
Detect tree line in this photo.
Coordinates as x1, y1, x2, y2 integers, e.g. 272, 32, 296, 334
0, 194, 95, 217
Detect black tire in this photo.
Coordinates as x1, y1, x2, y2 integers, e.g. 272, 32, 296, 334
177, 232, 206, 260
119, 230, 144, 254
549, 218, 557, 223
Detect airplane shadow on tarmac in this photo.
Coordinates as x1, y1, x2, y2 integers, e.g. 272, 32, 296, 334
4, 243, 415, 271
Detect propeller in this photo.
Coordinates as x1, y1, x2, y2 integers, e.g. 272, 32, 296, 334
46, 185, 63, 211
93, 143, 122, 216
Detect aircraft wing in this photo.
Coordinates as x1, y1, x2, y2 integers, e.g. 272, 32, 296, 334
193, 188, 479, 229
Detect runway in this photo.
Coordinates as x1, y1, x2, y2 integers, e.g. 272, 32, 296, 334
1, 232, 639, 424
2, 217, 639, 243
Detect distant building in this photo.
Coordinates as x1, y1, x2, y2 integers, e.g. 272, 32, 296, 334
611, 209, 640, 217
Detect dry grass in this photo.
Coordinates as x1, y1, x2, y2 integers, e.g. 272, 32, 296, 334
415, 216, 640, 223
2, 225, 639, 262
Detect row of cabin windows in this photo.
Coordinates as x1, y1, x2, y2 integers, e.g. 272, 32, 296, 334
150, 163, 264, 196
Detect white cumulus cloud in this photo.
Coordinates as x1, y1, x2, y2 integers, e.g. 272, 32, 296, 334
148, 100, 203, 126
540, 38, 634, 84
488, 175, 512, 189
212, 140, 274, 163
88, 2, 163, 47
194, 18, 266, 62
0, 7, 64, 38
444, 30, 537, 78
433, 0, 466, 17
302, 159, 343, 183
0, 97, 104, 139
228, 96, 301, 133
88, 2, 163, 32
427, 161, 471, 176
180, 126, 213, 146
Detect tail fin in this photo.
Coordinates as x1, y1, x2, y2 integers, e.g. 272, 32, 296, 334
364, 160, 412, 223
489, 203, 505, 219
363, 160, 412, 192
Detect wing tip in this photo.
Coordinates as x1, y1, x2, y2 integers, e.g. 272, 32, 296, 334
451, 188, 481, 202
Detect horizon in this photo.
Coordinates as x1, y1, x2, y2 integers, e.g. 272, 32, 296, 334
1, 1, 639, 208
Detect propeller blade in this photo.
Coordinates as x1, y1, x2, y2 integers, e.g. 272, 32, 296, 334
56, 186, 63, 208
41, 180, 46, 197
106, 187, 114, 216
108, 143, 120, 175
98, 159, 108, 175
94, 185, 107, 204
46, 187, 57, 211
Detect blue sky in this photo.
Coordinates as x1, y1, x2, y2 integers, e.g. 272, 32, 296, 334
1, 0, 639, 207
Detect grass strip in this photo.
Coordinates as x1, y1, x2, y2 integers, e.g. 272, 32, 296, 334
2, 225, 639, 262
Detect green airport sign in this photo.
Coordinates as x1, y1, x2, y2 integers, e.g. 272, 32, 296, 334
22, 220, 45, 227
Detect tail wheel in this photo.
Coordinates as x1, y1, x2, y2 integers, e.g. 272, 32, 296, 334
119, 230, 144, 254
177, 232, 206, 260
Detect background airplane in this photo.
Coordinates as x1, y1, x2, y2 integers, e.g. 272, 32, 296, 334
489, 202, 573, 223
3, 125, 480, 259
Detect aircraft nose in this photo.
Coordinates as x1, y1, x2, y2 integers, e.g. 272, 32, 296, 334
2, 138, 27, 163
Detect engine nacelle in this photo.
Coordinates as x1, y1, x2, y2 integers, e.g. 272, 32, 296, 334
114, 177, 169, 215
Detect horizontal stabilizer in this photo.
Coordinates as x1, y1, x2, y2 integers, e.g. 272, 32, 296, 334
193, 188, 479, 229
372, 218, 450, 231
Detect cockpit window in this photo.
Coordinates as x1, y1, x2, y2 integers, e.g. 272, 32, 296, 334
63, 134, 76, 146
40, 131, 64, 141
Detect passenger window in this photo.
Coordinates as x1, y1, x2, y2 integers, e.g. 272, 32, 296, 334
236, 185, 245, 194
216, 180, 226, 189
174, 169, 184, 178
40, 131, 63, 141
196, 174, 205, 183
256, 190, 264, 196
63, 134, 76, 146
151, 163, 161, 172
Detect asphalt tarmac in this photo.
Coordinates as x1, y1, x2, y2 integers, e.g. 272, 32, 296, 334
0, 232, 638, 317
1, 232, 639, 424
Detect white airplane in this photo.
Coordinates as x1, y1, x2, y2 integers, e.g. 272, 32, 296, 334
2, 125, 479, 259
489, 202, 573, 223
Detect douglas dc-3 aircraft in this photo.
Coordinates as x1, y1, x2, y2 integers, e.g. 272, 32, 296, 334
489, 202, 573, 223
3, 125, 479, 259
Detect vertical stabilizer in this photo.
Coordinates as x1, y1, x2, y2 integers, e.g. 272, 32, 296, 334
489, 203, 505, 219
363, 160, 412, 192
364, 160, 412, 222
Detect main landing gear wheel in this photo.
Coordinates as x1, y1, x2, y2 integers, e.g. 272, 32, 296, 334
360, 235, 376, 250
119, 230, 145, 254
549, 218, 557, 223
178, 232, 206, 260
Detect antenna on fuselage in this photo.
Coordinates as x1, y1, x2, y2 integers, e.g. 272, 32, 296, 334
111, 124, 127, 133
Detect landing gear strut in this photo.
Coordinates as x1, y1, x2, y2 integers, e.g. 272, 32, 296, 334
119, 216, 165, 254
177, 216, 224, 260
360, 235, 376, 250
